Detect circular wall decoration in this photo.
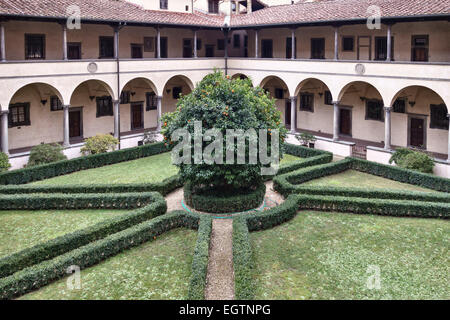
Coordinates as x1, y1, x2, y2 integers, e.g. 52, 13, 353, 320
355, 63, 366, 75
87, 62, 98, 74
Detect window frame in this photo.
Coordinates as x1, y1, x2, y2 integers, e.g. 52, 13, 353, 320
96, 96, 113, 118
172, 87, 182, 99
25, 34, 45, 60
120, 91, 131, 105
67, 42, 82, 60
50, 96, 63, 111
208, 0, 219, 14
430, 104, 448, 130
299, 92, 314, 112
233, 34, 240, 48
411, 35, 429, 62
365, 99, 384, 122
274, 88, 284, 100
99, 36, 114, 59
342, 36, 355, 52
261, 39, 273, 58
160, 0, 168, 10
130, 43, 143, 59
310, 38, 325, 59
324, 91, 333, 106
9, 103, 31, 127
392, 98, 406, 114
146, 92, 158, 111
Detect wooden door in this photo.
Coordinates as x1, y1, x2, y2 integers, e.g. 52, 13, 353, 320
357, 36, 371, 60
311, 38, 325, 59
339, 108, 352, 136
205, 45, 214, 57
285, 101, 291, 127
131, 103, 143, 130
183, 39, 193, 58
69, 110, 82, 138
410, 118, 425, 148
131, 44, 143, 59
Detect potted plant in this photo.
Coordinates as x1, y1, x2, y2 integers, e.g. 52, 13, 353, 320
296, 132, 316, 148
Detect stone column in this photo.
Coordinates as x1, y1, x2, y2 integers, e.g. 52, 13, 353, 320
291, 28, 296, 59
113, 100, 120, 139
447, 114, 450, 162
63, 105, 70, 147
62, 24, 68, 61
386, 24, 392, 62
156, 96, 163, 131
333, 101, 339, 141
224, 30, 229, 59
290, 96, 297, 133
193, 29, 198, 58
156, 26, 161, 59
0, 23, 6, 62
1, 111, 8, 155
384, 106, 392, 150
114, 27, 119, 59
255, 29, 259, 58
334, 26, 339, 60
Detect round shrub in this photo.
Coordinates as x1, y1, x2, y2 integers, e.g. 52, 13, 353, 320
81, 134, 119, 155
28, 143, 67, 167
389, 147, 434, 174
162, 71, 286, 191
0, 152, 10, 172
184, 181, 266, 213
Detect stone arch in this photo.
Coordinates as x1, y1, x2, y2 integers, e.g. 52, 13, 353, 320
338, 80, 385, 105
259, 76, 290, 97
70, 79, 116, 104
120, 77, 158, 97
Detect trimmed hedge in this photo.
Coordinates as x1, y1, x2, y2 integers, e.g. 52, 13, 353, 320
0, 192, 166, 278
277, 185, 450, 203
296, 194, 450, 218
0, 192, 159, 210
351, 158, 450, 192
284, 143, 327, 158
0, 210, 201, 300
188, 215, 212, 300
184, 181, 266, 213
0, 175, 183, 197
0, 142, 168, 185
233, 217, 255, 300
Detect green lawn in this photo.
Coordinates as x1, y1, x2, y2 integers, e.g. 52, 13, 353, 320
280, 154, 302, 165
304, 169, 435, 192
31, 152, 178, 185
251, 211, 449, 300
0, 210, 126, 258
19, 228, 197, 300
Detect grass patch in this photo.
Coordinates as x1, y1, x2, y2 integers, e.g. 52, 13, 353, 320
0, 210, 126, 258
31, 152, 178, 185
280, 154, 302, 165
304, 169, 435, 192
250, 211, 449, 300
19, 228, 197, 300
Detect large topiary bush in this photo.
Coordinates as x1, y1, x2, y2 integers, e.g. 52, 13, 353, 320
161, 71, 286, 193
28, 143, 67, 167
389, 147, 434, 174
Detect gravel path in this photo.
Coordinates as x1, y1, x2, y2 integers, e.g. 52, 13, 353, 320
164, 181, 284, 300
205, 219, 235, 300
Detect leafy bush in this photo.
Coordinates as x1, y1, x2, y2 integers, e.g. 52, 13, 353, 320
162, 71, 287, 190
296, 132, 316, 146
81, 134, 119, 155
28, 143, 67, 167
0, 152, 10, 172
389, 148, 434, 174
0, 142, 167, 185
142, 130, 160, 145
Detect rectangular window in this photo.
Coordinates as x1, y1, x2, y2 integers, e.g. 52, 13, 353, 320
146, 92, 157, 111
274, 88, 284, 99
99, 36, 114, 58
160, 0, 168, 10
365, 99, 384, 121
324, 91, 333, 105
411, 35, 429, 62
50, 96, 63, 111
393, 98, 406, 113
311, 38, 325, 59
120, 91, 131, 104
261, 39, 273, 58
375, 37, 394, 61
208, 0, 219, 14
96, 96, 113, 117
131, 44, 143, 59
25, 34, 45, 60
233, 34, 240, 48
196, 39, 202, 51
156, 37, 168, 58
67, 42, 81, 60
217, 39, 225, 51
286, 37, 297, 59
173, 87, 182, 99
9, 103, 31, 127
342, 36, 354, 51
300, 93, 314, 112
205, 45, 214, 57
183, 39, 193, 58
430, 104, 448, 130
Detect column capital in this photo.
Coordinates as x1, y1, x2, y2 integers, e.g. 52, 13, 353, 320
332, 101, 340, 106
113, 99, 120, 105
384, 106, 392, 112
63, 104, 70, 110
0, 110, 9, 115
289, 96, 297, 101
